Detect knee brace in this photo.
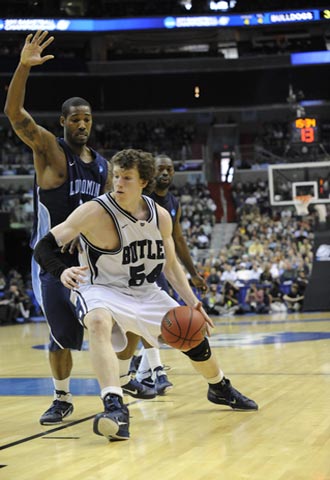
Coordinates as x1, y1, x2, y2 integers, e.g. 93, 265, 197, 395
182, 337, 211, 362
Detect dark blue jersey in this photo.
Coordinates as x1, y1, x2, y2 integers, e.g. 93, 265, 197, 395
30, 137, 108, 266
149, 191, 180, 227
149, 190, 180, 298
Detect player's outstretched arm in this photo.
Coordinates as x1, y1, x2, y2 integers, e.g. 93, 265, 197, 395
4, 30, 55, 151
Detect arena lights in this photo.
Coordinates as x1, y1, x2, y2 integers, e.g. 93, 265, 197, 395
0, 8, 324, 32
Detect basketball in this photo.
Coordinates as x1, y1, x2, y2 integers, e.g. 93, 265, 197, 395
160, 306, 206, 350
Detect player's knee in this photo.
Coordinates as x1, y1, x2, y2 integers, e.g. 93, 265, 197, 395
182, 337, 211, 362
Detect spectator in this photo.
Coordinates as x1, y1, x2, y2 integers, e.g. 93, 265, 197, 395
248, 237, 265, 257
259, 262, 273, 285
196, 228, 210, 249
235, 262, 252, 283
0, 270, 6, 292
221, 263, 238, 285
222, 281, 242, 314
244, 282, 269, 314
280, 260, 297, 283
296, 269, 308, 293
283, 283, 304, 312
202, 285, 225, 315
1, 282, 31, 323
249, 262, 262, 282
267, 278, 287, 313
206, 267, 221, 289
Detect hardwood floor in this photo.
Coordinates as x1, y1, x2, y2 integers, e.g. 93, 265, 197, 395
1, 312, 330, 480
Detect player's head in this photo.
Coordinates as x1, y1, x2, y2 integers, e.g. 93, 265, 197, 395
154, 154, 175, 191
110, 149, 156, 194
60, 97, 92, 146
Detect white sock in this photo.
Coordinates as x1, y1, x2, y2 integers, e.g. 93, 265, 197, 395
53, 377, 70, 394
136, 349, 154, 381
137, 346, 145, 357
137, 348, 164, 382
207, 370, 224, 385
101, 386, 123, 399
53, 377, 72, 403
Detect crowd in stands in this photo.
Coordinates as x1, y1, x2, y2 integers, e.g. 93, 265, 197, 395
0, 118, 203, 230
91, 119, 197, 161
0, 119, 199, 176
198, 179, 319, 316
0, 267, 40, 324
2, 117, 330, 177
0, 185, 33, 230
170, 182, 217, 251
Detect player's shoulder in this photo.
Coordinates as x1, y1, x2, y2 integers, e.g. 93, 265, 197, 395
167, 190, 180, 206
88, 146, 109, 166
76, 195, 107, 220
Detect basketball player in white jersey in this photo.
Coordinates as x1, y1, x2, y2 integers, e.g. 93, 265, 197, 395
34, 149, 258, 442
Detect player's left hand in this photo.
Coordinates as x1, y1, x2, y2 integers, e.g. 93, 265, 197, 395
191, 274, 209, 293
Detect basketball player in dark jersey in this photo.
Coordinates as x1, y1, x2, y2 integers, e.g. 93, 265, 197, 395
134, 154, 209, 394
33, 148, 258, 442
4, 30, 153, 426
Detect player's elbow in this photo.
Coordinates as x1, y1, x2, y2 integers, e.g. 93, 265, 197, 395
3, 101, 11, 117
4, 102, 17, 121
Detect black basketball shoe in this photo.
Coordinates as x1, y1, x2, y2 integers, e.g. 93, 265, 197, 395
122, 377, 156, 399
208, 377, 258, 410
154, 368, 173, 395
40, 399, 74, 425
93, 394, 129, 441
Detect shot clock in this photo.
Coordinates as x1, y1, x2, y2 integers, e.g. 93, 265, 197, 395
291, 117, 318, 144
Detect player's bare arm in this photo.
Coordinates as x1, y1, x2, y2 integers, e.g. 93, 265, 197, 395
172, 204, 208, 292
43, 202, 100, 289
4, 30, 54, 148
3, 30, 65, 186
46, 201, 119, 288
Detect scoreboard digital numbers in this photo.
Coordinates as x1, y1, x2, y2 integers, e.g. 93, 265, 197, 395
292, 117, 318, 144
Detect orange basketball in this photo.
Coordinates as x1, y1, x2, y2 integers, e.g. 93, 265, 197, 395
160, 306, 206, 350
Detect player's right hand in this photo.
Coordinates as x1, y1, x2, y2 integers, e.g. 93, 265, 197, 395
21, 30, 55, 67
60, 266, 88, 290
194, 301, 214, 335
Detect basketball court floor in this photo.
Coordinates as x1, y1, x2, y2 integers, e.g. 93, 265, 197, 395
1, 311, 329, 480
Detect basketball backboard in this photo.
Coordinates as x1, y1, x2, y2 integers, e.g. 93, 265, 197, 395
268, 161, 330, 206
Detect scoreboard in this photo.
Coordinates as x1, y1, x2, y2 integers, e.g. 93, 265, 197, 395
291, 117, 319, 144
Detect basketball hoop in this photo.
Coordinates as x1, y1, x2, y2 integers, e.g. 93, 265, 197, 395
293, 195, 313, 216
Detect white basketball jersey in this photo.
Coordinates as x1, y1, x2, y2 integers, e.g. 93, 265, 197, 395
79, 193, 166, 293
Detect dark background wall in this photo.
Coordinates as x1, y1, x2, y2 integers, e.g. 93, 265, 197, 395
1, 65, 330, 112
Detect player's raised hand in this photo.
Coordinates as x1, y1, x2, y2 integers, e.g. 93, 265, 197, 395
20, 30, 55, 67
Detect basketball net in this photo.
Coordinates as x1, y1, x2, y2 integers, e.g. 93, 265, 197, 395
293, 195, 313, 216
